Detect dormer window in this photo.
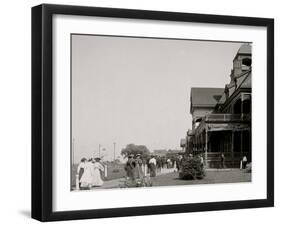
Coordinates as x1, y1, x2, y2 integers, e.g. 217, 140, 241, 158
242, 58, 252, 67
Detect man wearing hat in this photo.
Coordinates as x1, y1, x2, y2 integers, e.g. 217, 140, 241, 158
148, 155, 157, 177
134, 154, 143, 179
125, 154, 136, 181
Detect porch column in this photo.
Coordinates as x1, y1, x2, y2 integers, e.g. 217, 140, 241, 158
231, 131, 234, 167
205, 129, 208, 167
241, 94, 244, 119
240, 131, 243, 159
200, 134, 204, 151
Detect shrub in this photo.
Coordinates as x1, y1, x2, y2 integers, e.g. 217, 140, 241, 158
245, 162, 252, 173
179, 156, 205, 180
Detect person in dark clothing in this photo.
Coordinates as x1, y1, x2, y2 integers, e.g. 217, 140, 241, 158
149, 155, 157, 177
242, 155, 248, 169
77, 158, 87, 188
125, 154, 136, 181
134, 154, 143, 179
176, 154, 183, 171
220, 153, 225, 169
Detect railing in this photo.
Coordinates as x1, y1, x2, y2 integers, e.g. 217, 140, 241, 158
204, 114, 250, 122
203, 152, 249, 168
206, 152, 249, 158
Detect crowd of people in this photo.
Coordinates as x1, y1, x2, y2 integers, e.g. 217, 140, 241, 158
75, 151, 250, 190
124, 154, 164, 181
76, 153, 184, 190
124, 154, 152, 181
219, 153, 249, 169
124, 153, 185, 181
77, 157, 105, 189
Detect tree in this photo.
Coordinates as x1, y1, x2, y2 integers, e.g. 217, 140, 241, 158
121, 144, 151, 160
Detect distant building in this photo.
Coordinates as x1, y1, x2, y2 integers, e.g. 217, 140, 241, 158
167, 149, 185, 154
153, 149, 168, 157
166, 149, 185, 159
190, 87, 224, 130
185, 44, 252, 168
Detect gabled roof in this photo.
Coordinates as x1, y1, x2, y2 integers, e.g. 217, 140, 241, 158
190, 87, 224, 111
218, 93, 226, 104
238, 44, 252, 55
239, 71, 251, 89
233, 44, 252, 60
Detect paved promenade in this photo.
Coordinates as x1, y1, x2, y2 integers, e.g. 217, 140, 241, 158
74, 168, 251, 190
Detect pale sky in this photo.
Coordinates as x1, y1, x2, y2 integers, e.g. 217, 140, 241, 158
72, 34, 243, 163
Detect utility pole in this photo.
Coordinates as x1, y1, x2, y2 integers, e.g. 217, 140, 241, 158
113, 142, 116, 161
99, 144, 101, 158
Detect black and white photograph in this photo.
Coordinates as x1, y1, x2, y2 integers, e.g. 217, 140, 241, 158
30, 3, 274, 222
71, 35, 252, 191
0, 0, 278, 224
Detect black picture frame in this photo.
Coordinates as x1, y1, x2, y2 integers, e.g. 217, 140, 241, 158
32, 3, 274, 222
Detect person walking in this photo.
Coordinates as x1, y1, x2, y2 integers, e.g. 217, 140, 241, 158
134, 154, 143, 179
166, 158, 171, 169
242, 155, 248, 169
176, 154, 183, 171
80, 158, 95, 189
77, 157, 87, 188
125, 154, 136, 181
149, 155, 157, 177
220, 153, 225, 169
199, 154, 204, 170
91, 157, 104, 187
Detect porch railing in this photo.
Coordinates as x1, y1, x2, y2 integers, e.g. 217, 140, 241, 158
204, 113, 250, 122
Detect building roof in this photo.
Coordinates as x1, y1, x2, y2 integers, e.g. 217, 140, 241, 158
238, 44, 252, 55
218, 93, 226, 104
233, 44, 252, 60
190, 87, 224, 110
239, 71, 251, 89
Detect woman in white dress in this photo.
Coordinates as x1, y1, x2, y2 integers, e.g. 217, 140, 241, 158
80, 158, 95, 189
91, 158, 104, 187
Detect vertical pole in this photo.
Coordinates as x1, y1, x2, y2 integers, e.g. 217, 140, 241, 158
232, 131, 234, 167
240, 131, 243, 159
113, 142, 116, 161
241, 94, 244, 120
201, 134, 203, 152
205, 130, 208, 168
99, 144, 101, 158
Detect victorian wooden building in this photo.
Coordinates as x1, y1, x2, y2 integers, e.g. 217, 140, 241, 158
186, 44, 252, 168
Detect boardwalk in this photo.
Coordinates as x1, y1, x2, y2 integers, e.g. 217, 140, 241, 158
74, 169, 251, 190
